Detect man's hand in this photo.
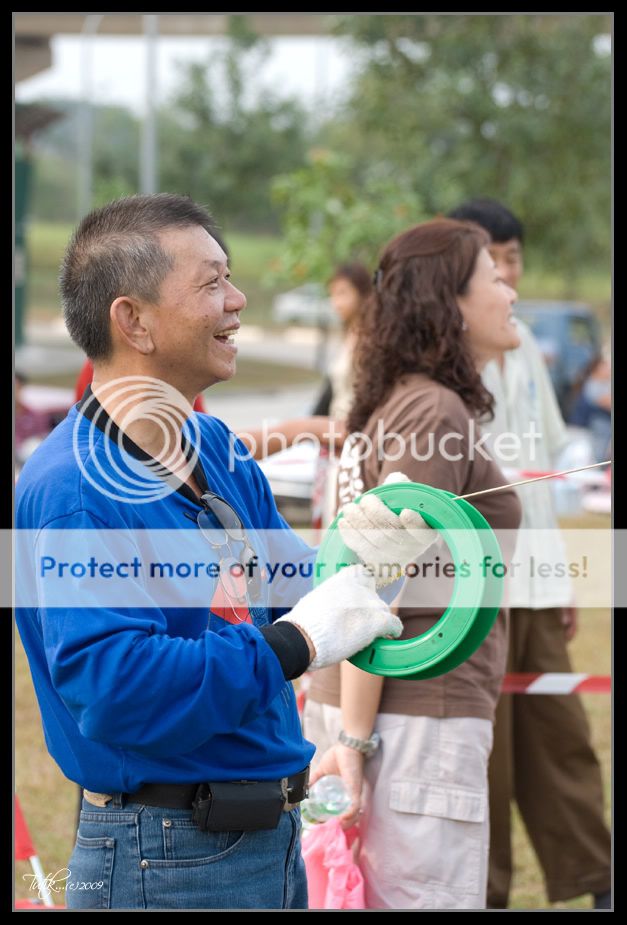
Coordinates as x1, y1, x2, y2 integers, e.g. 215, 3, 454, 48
276, 564, 402, 670
561, 606, 578, 642
338, 471, 437, 587
309, 743, 365, 830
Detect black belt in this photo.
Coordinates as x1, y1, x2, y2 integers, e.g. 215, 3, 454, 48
119, 766, 310, 810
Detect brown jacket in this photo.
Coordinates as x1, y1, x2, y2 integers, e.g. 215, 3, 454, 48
308, 373, 522, 722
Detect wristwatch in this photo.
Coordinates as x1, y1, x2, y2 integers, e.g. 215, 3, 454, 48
338, 729, 381, 758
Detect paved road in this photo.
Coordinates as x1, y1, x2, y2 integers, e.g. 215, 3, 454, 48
205, 384, 321, 432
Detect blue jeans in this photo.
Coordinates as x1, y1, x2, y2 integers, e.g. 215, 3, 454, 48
66, 795, 308, 909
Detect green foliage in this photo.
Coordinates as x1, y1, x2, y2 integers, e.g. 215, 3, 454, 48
326, 14, 611, 282
157, 36, 310, 233
24, 28, 309, 234
91, 106, 140, 207
270, 149, 424, 284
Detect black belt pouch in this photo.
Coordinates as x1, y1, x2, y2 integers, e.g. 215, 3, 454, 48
192, 779, 286, 832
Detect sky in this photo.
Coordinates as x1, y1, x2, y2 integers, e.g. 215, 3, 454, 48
15, 34, 357, 115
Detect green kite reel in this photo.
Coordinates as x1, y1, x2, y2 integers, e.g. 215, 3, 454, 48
313, 482, 504, 680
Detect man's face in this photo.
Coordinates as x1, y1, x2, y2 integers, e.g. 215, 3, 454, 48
488, 238, 523, 291
144, 225, 246, 394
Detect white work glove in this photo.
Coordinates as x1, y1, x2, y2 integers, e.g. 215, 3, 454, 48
338, 471, 437, 588
276, 564, 403, 670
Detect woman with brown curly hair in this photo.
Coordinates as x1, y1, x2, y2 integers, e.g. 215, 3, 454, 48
302, 218, 523, 909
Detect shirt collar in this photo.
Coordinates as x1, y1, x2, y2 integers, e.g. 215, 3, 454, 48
76, 384, 208, 505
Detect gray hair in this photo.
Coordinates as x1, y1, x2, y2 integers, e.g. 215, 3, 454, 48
60, 193, 225, 360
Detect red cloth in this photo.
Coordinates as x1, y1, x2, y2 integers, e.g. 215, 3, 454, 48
193, 393, 206, 413
74, 360, 93, 403
14, 795, 35, 860
75, 359, 206, 412
209, 568, 252, 625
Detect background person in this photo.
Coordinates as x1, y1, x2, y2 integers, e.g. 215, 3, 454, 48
566, 349, 611, 464
448, 197, 611, 910
311, 261, 373, 421
235, 263, 371, 517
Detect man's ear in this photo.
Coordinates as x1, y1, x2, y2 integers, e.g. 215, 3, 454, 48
110, 297, 155, 355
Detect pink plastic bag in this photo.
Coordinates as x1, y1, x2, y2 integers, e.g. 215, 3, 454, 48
302, 817, 365, 909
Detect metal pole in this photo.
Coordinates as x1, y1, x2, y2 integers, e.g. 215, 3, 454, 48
78, 14, 103, 219
140, 15, 159, 194
313, 35, 329, 125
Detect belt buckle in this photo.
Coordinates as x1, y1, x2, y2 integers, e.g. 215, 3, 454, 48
293, 764, 310, 801
280, 775, 290, 810
282, 765, 310, 810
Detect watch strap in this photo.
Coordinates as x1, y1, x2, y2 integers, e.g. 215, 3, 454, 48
338, 729, 380, 756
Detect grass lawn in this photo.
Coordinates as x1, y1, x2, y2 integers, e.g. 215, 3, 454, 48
508, 607, 611, 909
14, 512, 611, 908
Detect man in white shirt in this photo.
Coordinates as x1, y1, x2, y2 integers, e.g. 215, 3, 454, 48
449, 199, 610, 910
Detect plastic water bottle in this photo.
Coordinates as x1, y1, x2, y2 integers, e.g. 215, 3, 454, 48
300, 775, 351, 829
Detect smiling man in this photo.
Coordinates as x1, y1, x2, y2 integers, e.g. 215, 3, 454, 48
14, 193, 422, 910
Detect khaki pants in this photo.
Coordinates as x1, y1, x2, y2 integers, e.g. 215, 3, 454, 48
488, 607, 611, 906
303, 700, 493, 910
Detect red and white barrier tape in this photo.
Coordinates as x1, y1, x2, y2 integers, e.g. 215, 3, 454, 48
500, 672, 610, 694
295, 672, 610, 713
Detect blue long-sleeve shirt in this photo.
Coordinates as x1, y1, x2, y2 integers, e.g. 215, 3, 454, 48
15, 401, 317, 793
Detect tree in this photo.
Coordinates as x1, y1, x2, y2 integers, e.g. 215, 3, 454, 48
269, 148, 424, 284
158, 28, 310, 233
325, 14, 611, 284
